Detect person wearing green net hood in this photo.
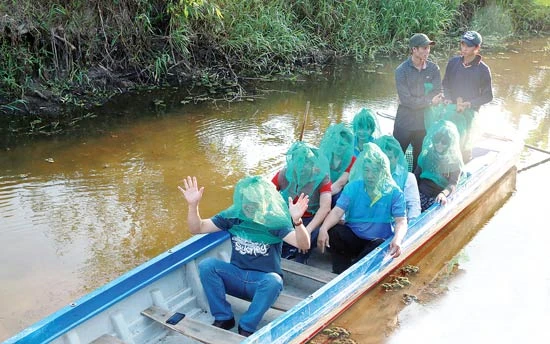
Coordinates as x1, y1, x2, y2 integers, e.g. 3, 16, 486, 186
178, 176, 310, 336
319, 123, 357, 207
317, 143, 408, 274
414, 120, 465, 212
374, 135, 421, 222
272, 141, 332, 264
352, 108, 381, 157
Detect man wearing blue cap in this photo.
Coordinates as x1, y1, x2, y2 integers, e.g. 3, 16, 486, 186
442, 30, 493, 161
394, 33, 444, 172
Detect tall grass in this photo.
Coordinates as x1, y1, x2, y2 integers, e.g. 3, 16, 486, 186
218, 0, 317, 74
291, 0, 380, 59
453, 0, 550, 34
375, 0, 457, 47
0, 0, 548, 115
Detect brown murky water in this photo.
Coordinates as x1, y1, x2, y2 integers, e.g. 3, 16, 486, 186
0, 37, 549, 341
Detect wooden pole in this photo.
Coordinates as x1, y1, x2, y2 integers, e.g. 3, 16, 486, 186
299, 101, 310, 141
375, 111, 396, 120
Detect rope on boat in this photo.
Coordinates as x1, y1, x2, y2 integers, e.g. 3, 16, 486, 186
524, 144, 550, 155
518, 157, 550, 173
518, 144, 550, 173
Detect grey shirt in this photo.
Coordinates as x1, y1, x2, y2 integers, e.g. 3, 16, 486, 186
394, 57, 441, 131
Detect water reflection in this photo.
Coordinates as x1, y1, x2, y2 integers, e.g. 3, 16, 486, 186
0, 37, 549, 341
387, 164, 550, 344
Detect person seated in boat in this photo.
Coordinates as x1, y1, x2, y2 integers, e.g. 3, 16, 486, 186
352, 108, 381, 157
178, 175, 310, 337
414, 120, 465, 212
319, 123, 356, 207
374, 135, 421, 222
272, 141, 332, 264
317, 143, 408, 274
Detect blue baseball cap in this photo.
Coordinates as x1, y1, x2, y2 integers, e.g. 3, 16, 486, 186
461, 31, 482, 47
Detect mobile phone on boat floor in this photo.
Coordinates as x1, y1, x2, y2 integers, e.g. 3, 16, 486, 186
166, 312, 185, 325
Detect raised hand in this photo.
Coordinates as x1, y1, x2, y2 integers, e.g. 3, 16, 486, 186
178, 176, 204, 205
289, 193, 309, 223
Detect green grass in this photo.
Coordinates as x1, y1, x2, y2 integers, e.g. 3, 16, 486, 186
0, 0, 549, 117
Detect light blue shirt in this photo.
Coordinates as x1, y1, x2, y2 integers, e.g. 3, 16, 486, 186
336, 180, 406, 240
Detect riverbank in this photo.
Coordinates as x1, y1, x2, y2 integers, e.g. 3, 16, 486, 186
1, 0, 549, 136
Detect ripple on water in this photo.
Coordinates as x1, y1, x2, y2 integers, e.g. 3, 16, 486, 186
0, 171, 121, 236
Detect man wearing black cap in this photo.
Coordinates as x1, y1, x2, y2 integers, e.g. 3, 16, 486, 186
442, 30, 493, 161
394, 33, 443, 172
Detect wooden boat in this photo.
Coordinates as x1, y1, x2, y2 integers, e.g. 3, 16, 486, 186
6, 133, 522, 344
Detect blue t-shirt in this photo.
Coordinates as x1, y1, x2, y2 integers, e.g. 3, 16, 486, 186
336, 180, 406, 240
211, 215, 293, 276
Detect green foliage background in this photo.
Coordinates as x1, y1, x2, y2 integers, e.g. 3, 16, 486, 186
0, 0, 548, 113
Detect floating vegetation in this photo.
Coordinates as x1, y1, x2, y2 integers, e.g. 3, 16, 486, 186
400, 264, 420, 275
381, 266, 420, 291
402, 293, 419, 305
310, 326, 356, 344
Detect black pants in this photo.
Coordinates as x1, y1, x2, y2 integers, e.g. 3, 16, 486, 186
419, 191, 436, 212
393, 127, 426, 172
328, 224, 385, 274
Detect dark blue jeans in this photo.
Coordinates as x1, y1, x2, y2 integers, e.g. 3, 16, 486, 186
198, 257, 283, 333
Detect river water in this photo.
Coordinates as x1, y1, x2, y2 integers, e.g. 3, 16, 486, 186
0, 37, 549, 342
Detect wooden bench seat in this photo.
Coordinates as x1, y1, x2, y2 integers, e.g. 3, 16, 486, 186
142, 306, 245, 344
281, 258, 337, 284
270, 292, 303, 311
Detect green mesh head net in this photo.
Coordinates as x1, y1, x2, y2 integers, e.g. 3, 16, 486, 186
352, 108, 381, 155
418, 120, 465, 188
319, 123, 354, 183
219, 176, 292, 244
349, 142, 397, 202
374, 135, 409, 191
425, 104, 476, 150
281, 141, 330, 212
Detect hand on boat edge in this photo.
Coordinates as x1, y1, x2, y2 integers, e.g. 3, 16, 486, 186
389, 240, 402, 258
